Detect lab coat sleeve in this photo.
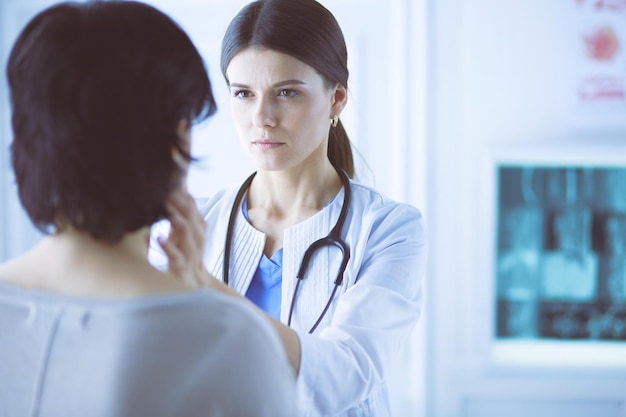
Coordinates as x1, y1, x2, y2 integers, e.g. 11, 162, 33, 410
295, 204, 427, 416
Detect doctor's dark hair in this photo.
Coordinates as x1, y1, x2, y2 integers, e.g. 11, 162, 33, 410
7, 0, 216, 243
220, 0, 354, 178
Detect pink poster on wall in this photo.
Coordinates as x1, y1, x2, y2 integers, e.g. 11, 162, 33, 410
566, 0, 626, 128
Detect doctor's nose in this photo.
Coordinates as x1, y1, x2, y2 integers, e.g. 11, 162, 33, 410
252, 97, 277, 128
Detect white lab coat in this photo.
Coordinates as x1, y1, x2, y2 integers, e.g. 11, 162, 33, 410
197, 178, 427, 417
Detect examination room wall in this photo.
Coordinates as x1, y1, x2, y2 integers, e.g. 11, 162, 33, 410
427, 0, 626, 416
2, 0, 626, 417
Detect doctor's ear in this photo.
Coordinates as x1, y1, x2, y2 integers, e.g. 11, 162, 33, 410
330, 84, 348, 116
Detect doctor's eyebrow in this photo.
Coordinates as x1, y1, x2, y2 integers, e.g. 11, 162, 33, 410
229, 79, 307, 89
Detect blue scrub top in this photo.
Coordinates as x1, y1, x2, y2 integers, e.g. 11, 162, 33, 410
242, 197, 283, 320
241, 194, 337, 320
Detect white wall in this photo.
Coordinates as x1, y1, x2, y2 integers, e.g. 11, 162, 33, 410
426, 0, 626, 416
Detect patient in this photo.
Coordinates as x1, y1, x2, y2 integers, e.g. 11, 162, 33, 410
0, 1, 297, 416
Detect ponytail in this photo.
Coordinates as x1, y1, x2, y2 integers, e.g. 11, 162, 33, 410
328, 119, 354, 178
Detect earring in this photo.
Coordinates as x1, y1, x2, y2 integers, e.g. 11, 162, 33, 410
331, 115, 339, 128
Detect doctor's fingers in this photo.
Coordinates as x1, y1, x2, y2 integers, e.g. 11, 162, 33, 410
166, 194, 206, 250
167, 188, 203, 222
157, 236, 198, 287
165, 200, 207, 286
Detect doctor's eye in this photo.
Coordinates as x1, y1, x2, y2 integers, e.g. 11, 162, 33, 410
232, 89, 253, 99
277, 88, 298, 98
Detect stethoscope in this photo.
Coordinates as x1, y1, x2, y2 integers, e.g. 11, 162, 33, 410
223, 166, 351, 333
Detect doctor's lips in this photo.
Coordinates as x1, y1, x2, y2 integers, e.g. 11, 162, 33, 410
252, 139, 284, 150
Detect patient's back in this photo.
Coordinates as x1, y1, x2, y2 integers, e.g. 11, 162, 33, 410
0, 282, 297, 417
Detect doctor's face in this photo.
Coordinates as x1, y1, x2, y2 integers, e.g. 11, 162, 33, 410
226, 48, 345, 173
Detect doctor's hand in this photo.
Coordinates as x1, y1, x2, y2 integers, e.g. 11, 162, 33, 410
158, 188, 215, 288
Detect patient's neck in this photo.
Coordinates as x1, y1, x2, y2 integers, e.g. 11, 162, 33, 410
0, 225, 187, 297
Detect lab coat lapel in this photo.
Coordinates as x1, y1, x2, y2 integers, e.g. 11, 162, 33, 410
228, 206, 266, 295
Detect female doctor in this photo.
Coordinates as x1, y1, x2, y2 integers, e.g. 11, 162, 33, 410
156, 0, 427, 415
